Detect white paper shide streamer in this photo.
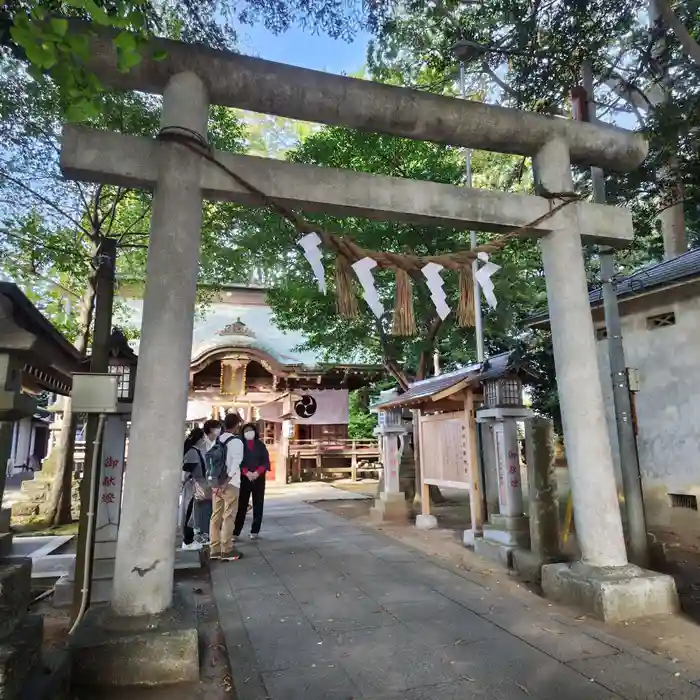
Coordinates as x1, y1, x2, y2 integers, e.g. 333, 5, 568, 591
421, 262, 451, 320
298, 232, 326, 294
352, 257, 384, 319
475, 251, 500, 309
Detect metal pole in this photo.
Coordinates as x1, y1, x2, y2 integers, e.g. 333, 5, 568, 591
460, 61, 485, 362
581, 63, 649, 567
71, 238, 117, 619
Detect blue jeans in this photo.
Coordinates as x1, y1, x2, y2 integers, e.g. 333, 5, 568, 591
194, 498, 212, 534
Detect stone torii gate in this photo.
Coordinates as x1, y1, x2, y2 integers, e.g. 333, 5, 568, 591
60, 28, 676, 624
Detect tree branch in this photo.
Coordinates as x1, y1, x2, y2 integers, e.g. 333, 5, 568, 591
0, 171, 88, 233
481, 62, 519, 100
373, 317, 410, 390
655, 0, 700, 67
115, 202, 152, 244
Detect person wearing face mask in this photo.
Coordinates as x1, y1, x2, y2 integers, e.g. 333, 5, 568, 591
233, 422, 270, 541
192, 419, 221, 543
202, 419, 222, 452
180, 427, 207, 551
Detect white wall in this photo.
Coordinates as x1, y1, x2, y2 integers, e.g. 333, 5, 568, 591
596, 294, 700, 535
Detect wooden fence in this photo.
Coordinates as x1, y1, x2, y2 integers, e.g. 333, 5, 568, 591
288, 438, 380, 481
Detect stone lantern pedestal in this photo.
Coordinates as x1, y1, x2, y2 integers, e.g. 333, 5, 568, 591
370, 408, 410, 523
474, 406, 532, 568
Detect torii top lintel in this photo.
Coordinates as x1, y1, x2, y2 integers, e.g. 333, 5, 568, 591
78, 25, 647, 172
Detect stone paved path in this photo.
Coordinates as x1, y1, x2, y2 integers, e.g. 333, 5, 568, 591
212, 492, 700, 700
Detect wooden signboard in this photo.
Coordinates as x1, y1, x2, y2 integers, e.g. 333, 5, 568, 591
419, 411, 471, 489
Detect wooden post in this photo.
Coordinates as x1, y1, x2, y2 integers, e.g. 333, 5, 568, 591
418, 416, 431, 518
465, 391, 484, 535
351, 440, 358, 481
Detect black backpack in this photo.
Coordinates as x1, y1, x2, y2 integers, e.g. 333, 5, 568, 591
205, 435, 238, 487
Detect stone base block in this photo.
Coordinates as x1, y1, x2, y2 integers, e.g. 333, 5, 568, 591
542, 561, 679, 623
0, 534, 12, 559
474, 537, 515, 569
512, 549, 566, 584
462, 528, 482, 547
489, 514, 529, 531
483, 522, 530, 548
71, 601, 199, 688
0, 562, 32, 639
370, 494, 410, 524
17, 651, 72, 700
0, 615, 43, 699
415, 514, 438, 530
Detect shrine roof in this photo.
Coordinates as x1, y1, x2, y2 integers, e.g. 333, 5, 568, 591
526, 247, 700, 328
374, 352, 528, 410
0, 282, 81, 395
119, 290, 374, 371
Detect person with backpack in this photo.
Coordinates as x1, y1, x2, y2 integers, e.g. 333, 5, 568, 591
190, 420, 221, 545
233, 422, 271, 541
180, 427, 207, 551
207, 412, 244, 561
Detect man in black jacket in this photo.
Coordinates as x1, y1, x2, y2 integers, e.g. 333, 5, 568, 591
233, 422, 270, 540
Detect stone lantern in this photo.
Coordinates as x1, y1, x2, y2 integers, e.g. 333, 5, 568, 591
483, 375, 524, 409
474, 368, 532, 567
370, 392, 410, 522
106, 329, 138, 404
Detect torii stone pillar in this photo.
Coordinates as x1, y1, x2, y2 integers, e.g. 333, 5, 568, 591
111, 72, 209, 617
535, 140, 678, 622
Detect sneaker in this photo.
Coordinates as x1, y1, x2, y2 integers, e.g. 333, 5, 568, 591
210, 549, 221, 560
220, 549, 243, 561
249, 533, 259, 541
194, 533, 210, 545
181, 541, 202, 551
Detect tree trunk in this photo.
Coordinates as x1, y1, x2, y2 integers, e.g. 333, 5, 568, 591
660, 178, 686, 259
44, 273, 97, 526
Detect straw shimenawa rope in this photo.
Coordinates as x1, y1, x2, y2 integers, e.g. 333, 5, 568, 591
157, 127, 580, 328
157, 127, 580, 271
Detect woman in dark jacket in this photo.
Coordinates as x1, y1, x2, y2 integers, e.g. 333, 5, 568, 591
233, 422, 270, 540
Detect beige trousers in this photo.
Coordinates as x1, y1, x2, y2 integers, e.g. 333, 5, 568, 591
210, 484, 239, 554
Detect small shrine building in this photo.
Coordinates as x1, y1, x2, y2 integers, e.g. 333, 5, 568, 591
120, 283, 383, 483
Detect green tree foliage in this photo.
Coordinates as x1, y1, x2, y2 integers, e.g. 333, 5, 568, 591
1, 0, 396, 119
368, 0, 700, 258
0, 43, 248, 524
230, 123, 544, 392
347, 389, 377, 440
366, 0, 700, 425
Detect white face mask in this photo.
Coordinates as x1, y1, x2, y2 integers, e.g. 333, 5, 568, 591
243, 430, 255, 441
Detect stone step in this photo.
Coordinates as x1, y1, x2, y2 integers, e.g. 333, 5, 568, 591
52, 549, 202, 608
0, 562, 31, 640
53, 575, 112, 608
0, 615, 43, 700
19, 480, 50, 494
10, 503, 39, 518
17, 491, 48, 504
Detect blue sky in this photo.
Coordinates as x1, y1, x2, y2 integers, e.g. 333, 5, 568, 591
234, 21, 370, 75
